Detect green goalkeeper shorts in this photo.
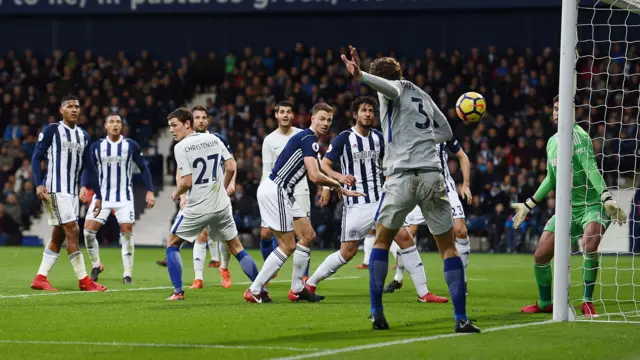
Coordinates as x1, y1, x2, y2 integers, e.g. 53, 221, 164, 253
542, 203, 611, 244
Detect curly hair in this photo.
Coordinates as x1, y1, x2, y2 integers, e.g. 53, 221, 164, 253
350, 96, 378, 114
369, 57, 402, 81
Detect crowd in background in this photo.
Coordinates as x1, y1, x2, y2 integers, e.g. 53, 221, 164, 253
0, 43, 637, 251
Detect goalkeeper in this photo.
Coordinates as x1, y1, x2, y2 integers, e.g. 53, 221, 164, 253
512, 95, 627, 317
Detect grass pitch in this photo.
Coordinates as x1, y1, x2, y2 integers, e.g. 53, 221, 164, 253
0, 247, 638, 360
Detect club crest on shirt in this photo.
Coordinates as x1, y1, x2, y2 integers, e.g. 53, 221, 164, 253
312, 142, 319, 152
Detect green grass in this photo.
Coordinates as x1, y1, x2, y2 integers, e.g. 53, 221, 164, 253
0, 247, 639, 360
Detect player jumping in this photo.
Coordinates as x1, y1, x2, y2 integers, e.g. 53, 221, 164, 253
307, 96, 447, 303
244, 103, 363, 303
81, 114, 156, 285
343, 45, 480, 332
164, 108, 259, 301
513, 95, 627, 316
30, 95, 106, 292
385, 136, 472, 295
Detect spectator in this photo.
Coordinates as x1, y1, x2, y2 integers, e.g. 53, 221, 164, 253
0, 203, 21, 245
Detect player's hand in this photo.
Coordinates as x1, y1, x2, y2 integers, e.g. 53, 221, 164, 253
341, 188, 365, 198
179, 195, 187, 210
146, 191, 156, 209
226, 183, 235, 197
511, 198, 538, 228
341, 45, 363, 80
602, 191, 627, 225
318, 187, 331, 207
36, 185, 50, 202
79, 187, 89, 203
339, 174, 356, 187
93, 200, 102, 218
171, 191, 180, 203
461, 184, 472, 205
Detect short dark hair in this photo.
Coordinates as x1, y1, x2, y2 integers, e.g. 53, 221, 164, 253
311, 103, 333, 116
167, 108, 193, 125
275, 101, 293, 112
553, 94, 559, 103
60, 95, 79, 104
106, 113, 121, 120
369, 57, 402, 81
351, 96, 378, 114
191, 105, 208, 114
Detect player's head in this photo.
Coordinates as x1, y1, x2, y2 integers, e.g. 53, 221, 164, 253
105, 113, 122, 137
351, 96, 377, 129
191, 105, 209, 133
369, 57, 402, 81
310, 103, 333, 135
275, 101, 294, 128
167, 107, 194, 141
552, 94, 559, 125
60, 95, 80, 125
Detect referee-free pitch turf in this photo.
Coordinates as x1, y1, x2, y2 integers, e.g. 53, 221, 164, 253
0, 247, 638, 360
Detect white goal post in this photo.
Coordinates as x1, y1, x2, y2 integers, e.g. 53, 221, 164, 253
555, 0, 640, 322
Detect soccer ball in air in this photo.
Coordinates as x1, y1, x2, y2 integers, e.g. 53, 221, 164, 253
455, 92, 487, 123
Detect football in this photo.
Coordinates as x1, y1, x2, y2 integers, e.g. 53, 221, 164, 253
456, 92, 487, 123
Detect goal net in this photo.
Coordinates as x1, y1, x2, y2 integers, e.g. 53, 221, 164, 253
570, 0, 640, 322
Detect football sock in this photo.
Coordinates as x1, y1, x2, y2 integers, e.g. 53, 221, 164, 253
534, 262, 553, 308
260, 237, 275, 261
400, 245, 428, 297
394, 253, 405, 282
37, 248, 59, 277
166, 246, 184, 293
583, 253, 599, 303
121, 232, 134, 278
291, 244, 311, 292
444, 256, 467, 321
455, 236, 470, 280
305, 258, 310, 278
271, 235, 278, 252
250, 247, 288, 294
83, 229, 101, 268
307, 251, 347, 287
219, 241, 230, 269
369, 248, 389, 314
69, 251, 88, 280
235, 250, 259, 281
207, 238, 219, 262
389, 241, 399, 260
363, 234, 374, 265
193, 241, 207, 281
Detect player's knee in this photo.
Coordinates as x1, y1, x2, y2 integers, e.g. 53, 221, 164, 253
64, 223, 80, 241
166, 235, 182, 248
533, 249, 552, 264
120, 223, 133, 234
260, 228, 272, 241
298, 230, 316, 248
454, 225, 468, 240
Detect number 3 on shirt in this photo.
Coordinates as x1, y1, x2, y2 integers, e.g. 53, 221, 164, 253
193, 154, 220, 185
412, 97, 440, 130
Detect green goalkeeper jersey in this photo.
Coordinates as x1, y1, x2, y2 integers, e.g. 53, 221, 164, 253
534, 124, 608, 207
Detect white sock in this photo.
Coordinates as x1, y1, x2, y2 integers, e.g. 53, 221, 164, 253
250, 247, 288, 294
193, 241, 207, 281
362, 234, 374, 265
456, 236, 470, 281
68, 251, 88, 280
219, 241, 230, 269
37, 248, 59, 277
121, 232, 134, 278
83, 229, 101, 268
390, 241, 400, 260
208, 238, 219, 262
400, 245, 429, 297
394, 253, 405, 282
291, 244, 311, 292
307, 251, 347, 287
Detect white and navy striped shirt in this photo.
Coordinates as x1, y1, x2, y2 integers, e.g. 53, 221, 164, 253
82, 136, 154, 203
325, 127, 385, 205
269, 128, 319, 198
439, 137, 462, 194
31, 121, 100, 198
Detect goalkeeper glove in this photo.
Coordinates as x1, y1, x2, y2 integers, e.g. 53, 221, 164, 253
601, 191, 628, 225
511, 197, 538, 229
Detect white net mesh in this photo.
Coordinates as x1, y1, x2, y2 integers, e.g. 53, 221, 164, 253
571, 0, 640, 322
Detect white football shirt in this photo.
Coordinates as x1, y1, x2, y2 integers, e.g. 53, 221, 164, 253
174, 132, 232, 216
261, 126, 310, 195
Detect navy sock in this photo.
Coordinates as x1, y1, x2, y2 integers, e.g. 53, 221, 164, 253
166, 246, 183, 293
271, 235, 278, 251
304, 258, 310, 277
236, 250, 259, 281
444, 256, 467, 321
260, 238, 274, 261
369, 248, 389, 314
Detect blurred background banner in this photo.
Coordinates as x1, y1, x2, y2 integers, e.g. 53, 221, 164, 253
0, 0, 562, 15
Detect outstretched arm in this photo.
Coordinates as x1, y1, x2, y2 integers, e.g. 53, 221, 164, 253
341, 45, 401, 100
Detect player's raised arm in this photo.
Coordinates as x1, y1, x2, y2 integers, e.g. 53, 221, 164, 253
341, 45, 401, 100
31, 125, 56, 201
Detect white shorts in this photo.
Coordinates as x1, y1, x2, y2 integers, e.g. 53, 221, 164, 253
260, 193, 310, 228
404, 189, 465, 226
85, 196, 135, 224
170, 205, 238, 243
341, 202, 378, 242
44, 193, 79, 226
258, 179, 300, 232
376, 170, 453, 236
